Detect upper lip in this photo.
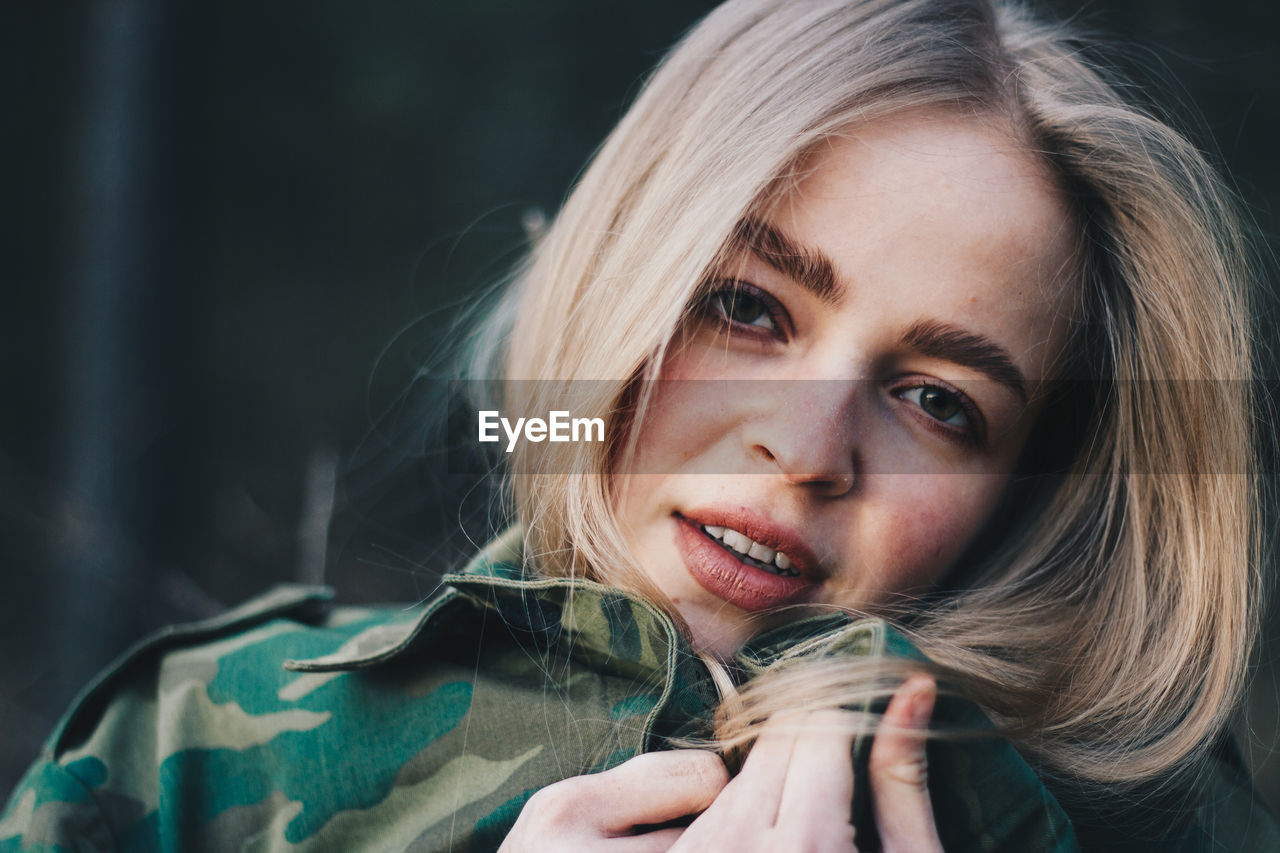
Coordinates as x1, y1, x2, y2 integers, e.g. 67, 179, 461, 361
677, 505, 825, 579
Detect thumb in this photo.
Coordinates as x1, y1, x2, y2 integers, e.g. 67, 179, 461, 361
868, 675, 944, 853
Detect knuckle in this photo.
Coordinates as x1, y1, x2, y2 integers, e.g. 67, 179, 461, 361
522, 779, 585, 825
634, 749, 728, 789
874, 754, 929, 791
676, 750, 731, 789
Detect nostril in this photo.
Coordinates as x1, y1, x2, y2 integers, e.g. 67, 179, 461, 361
830, 471, 856, 495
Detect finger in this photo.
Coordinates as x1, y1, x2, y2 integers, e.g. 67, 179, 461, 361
609, 827, 684, 852
593, 750, 729, 834
869, 675, 944, 853
713, 713, 801, 826
774, 709, 858, 834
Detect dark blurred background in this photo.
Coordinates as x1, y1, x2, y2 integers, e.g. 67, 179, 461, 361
2, 0, 1277, 806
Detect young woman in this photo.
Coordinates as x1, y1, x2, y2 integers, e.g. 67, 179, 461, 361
2, 0, 1273, 850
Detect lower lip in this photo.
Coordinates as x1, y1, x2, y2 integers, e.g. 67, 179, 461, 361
673, 515, 817, 612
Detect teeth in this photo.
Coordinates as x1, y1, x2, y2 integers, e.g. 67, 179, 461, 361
722, 529, 752, 553
701, 523, 799, 577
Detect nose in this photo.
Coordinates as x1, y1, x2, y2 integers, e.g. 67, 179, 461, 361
743, 379, 859, 497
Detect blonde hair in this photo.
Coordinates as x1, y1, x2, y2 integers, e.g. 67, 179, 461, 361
471, 0, 1261, 786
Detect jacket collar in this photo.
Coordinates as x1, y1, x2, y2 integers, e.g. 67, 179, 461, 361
284, 527, 915, 681
284, 527, 688, 675
284, 527, 525, 673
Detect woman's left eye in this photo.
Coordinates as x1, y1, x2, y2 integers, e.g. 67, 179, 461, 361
896, 384, 979, 435
701, 283, 784, 336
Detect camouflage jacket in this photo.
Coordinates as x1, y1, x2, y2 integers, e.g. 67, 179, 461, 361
2, 529, 1275, 851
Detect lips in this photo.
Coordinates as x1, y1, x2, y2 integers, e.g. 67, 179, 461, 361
673, 508, 823, 612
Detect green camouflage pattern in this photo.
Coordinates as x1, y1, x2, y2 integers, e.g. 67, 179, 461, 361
1, 528, 1272, 851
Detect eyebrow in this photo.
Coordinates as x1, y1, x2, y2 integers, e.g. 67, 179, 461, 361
732, 217, 1028, 402
732, 218, 843, 305
902, 319, 1028, 403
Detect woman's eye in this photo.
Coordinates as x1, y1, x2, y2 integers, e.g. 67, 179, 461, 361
702, 285, 782, 335
692, 278, 792, 340
898, 385, 973, 430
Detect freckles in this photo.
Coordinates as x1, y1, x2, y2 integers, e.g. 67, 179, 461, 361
637, 388, 723, 463
894, 517, 952, 565
876, 524, 962, 593
865, 479, 997, 591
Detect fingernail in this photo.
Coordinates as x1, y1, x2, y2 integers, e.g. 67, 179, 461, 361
910, 684, 935, 729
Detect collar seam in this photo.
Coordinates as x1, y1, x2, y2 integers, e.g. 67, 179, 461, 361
282, 587, 462, 672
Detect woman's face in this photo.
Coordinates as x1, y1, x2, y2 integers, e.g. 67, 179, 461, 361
613, 111, 1079, 658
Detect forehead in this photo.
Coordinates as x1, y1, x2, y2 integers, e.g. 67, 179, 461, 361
783, 109, 1069, 228
766, 110, 1080, 378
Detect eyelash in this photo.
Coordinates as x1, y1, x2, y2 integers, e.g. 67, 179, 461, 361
698, 280, 986, 445
699, 280, 790, 340
892, 381, 985, 445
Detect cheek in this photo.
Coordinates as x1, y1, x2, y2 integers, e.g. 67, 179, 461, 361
624, 359, 746, 475
852, 474, 1008, 595
628, 385, 721, 472
612, 378, 735, 530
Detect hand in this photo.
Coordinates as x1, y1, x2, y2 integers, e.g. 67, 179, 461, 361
498, 749, 729, 852
668, 675, 943, 853
869, 675, 944, 853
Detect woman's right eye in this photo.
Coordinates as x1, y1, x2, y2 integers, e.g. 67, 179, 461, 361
701, 283, 785, 338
